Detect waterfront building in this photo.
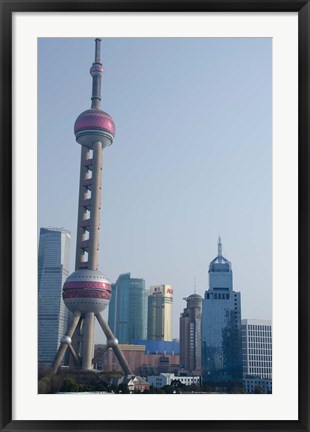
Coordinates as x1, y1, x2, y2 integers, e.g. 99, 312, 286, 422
201, 238, 242, 384
147, 284, 173, 341
241, 319, 272, 380
180, 293, 202, 373
243, 375, 272, 393
95, 343, 179, 375
132, 339, 179, 355
147, 373, 200, 389
38, 227, 71, 366
108, 273, 147, 343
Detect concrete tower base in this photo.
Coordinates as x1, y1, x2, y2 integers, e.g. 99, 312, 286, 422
52, 312, 132, 376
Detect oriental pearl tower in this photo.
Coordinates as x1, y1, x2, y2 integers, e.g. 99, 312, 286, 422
52, 39, 131, 374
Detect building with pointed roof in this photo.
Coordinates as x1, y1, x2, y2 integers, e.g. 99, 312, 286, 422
201, 238, 242, 386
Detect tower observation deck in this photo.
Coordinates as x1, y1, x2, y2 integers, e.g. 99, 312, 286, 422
52, 39, 131, 374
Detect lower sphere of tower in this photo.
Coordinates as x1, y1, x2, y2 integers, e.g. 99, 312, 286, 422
63, 269, 111, 313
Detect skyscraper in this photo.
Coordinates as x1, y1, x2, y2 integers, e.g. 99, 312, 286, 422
51, 39, 131, 375
38, 227, 71, 367
201, 238, 242, 384
180, 294, 202, 373
108, 273, 147, 343
147, 285, 173, 341
241, 319, 272, 379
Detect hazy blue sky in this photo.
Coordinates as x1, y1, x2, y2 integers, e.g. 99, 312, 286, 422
38, 37, 272, 341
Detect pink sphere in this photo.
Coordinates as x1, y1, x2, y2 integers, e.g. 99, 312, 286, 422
63, 269, 111, 313
74, 109, 115, 136
74, 109, 115, 147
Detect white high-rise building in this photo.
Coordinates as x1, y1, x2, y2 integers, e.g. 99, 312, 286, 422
241, 319, 272, 379
38, 227, 71, 367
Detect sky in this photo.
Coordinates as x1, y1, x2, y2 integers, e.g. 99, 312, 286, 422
38, 37, 272, 342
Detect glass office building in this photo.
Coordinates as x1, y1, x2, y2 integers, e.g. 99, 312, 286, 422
202, 238, 242, 384
108, 273, 147, 343
38, 227, 71, 367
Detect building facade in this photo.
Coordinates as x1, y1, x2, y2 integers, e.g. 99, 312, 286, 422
202, 238, 242, 384
243, 375, 272, 394
180, 294, 202, 373
108, 273, 148, 344
132, 339, 179, 355
147, 284, 173, 341
95, 343, 180, 375
38, 227, 71, 367
241, 319, 272, 380
147, 373, 200, 389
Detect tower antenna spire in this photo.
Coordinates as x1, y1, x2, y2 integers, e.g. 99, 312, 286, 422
95, 37, 101, 63
194, 277, 197, 294
90, 38, 104, 109
218, 236, 222, 257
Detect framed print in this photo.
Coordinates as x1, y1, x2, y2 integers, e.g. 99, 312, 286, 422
1, 1, 309, 431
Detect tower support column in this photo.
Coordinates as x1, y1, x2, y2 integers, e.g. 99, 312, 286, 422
96, 313, 132, 375
75, 145, 90, 269
82, 312, 95, 370
88, 140, 103, 270
51, 311, 81, 373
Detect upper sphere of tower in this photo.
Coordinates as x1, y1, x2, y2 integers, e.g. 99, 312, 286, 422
90, 63, 104, 77
74, 108, 115, 147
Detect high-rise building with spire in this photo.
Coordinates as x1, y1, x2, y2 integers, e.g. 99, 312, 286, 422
201, 238, 242, 385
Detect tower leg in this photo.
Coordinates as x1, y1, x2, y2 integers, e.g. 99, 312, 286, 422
95, 313, 132, 375
82, 312, 95, 370
68, 343, 80, 366
51, 311, 81, 374
69, 317, 83, 368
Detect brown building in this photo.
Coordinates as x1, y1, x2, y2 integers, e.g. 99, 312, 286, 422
179, 294, 202, 373
94, 344, 180, 375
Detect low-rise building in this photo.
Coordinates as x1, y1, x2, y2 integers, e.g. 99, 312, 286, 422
243, 375, 272, 394
117, 375, 151, 393
95, 343, 179, 375
147, 373, 200, 389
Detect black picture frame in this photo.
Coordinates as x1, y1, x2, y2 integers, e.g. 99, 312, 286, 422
1, 1, 309, 431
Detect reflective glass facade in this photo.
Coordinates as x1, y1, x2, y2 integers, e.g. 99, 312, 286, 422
202, 239, 242, 383
108, 273, 147, 343
38, 227, 71, 367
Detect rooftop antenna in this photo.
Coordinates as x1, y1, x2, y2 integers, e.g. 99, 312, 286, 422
218, 236, 222, 257
194, 277, 197, 294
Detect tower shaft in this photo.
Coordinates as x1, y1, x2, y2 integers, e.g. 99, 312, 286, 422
75, 142, 103, 271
